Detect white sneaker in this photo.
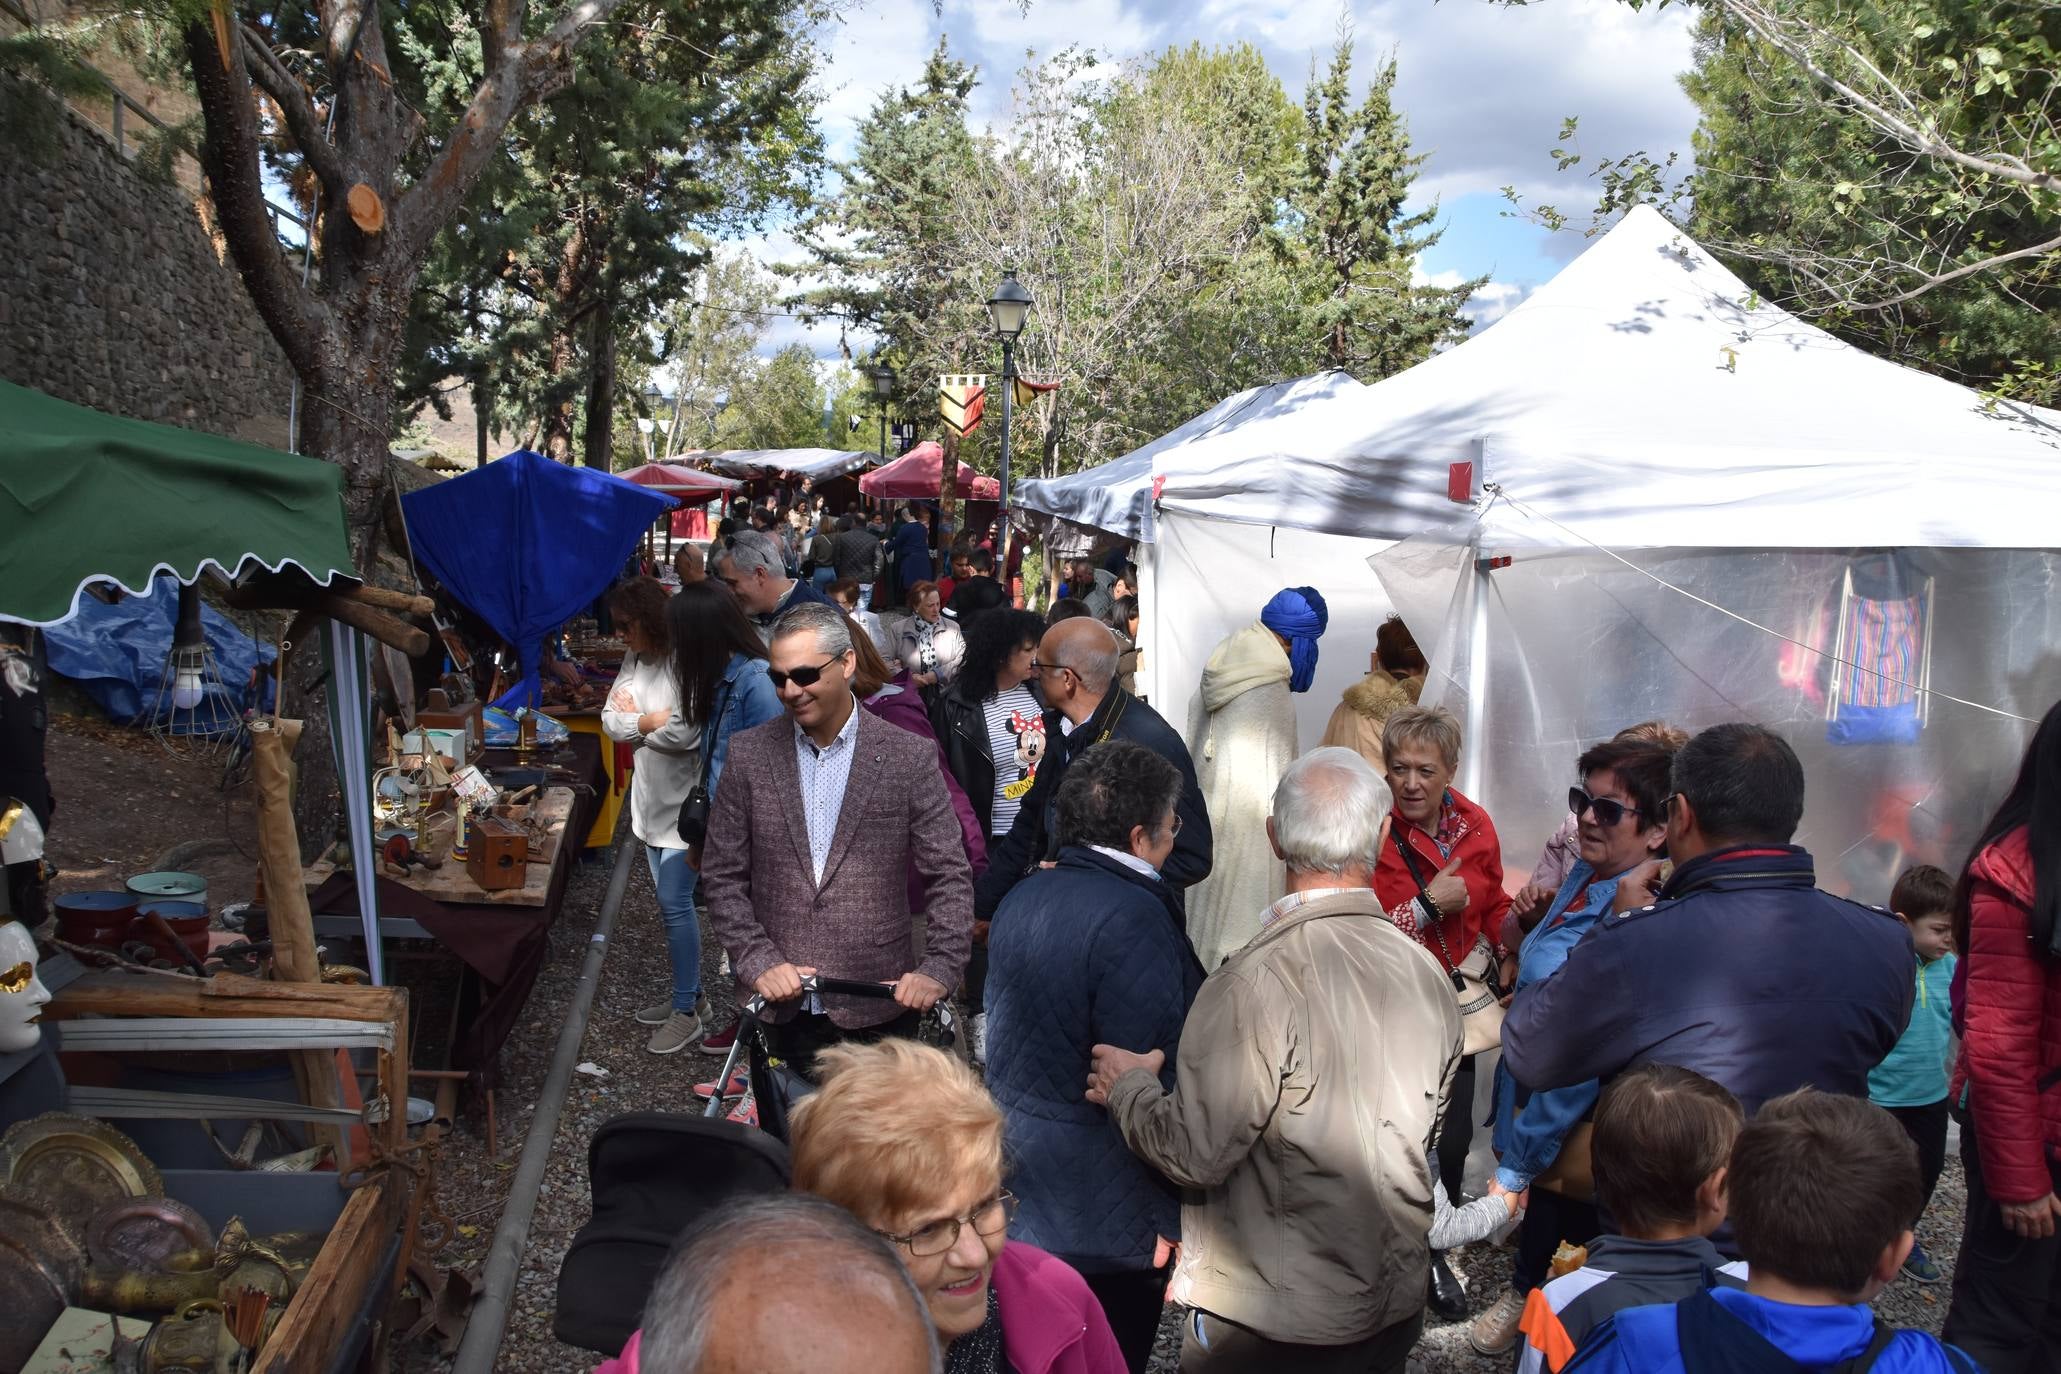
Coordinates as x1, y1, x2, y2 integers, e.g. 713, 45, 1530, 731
970, 1012, 989, 1066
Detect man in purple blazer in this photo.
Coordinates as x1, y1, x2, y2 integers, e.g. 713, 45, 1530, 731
703, 601, 974, 1072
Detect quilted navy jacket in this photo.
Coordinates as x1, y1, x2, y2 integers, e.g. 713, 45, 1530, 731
986, 847, 1204, 1274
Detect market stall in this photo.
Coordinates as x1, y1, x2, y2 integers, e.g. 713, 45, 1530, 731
1015, 207, 2061, 904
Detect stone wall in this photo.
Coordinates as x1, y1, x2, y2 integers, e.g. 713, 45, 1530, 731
0, 74, 294, 448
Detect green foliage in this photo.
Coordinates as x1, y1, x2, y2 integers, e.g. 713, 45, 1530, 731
716, 343, 832, 449
1500, 0, 2057, 404
1682, 1, 2059, 403
398, 0, 823, 459
804, 36, 1469, 480
1298, 37, 1478, 378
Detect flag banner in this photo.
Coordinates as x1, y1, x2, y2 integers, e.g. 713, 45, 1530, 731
1011, 376, 1061, 407
939, 375, 987, 437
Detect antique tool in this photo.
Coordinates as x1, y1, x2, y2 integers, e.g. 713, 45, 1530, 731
137, 1298, 227, 1372
382, 833, 423, 876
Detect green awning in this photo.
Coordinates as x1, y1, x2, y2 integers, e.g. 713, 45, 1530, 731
0, 379, 358, 626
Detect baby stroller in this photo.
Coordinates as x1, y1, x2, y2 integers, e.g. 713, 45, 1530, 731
552, 979, 955, 1354
730, 973, 958, 1143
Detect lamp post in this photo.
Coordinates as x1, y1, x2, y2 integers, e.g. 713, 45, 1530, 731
985, 268, 1033, 582
868, 362, 896, 461
641, 381, 663, 463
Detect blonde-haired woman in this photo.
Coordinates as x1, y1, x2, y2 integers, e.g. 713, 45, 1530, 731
790, 1039, 1126, 1374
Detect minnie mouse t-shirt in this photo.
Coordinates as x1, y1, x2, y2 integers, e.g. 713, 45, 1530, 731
983, 684, 1046, 838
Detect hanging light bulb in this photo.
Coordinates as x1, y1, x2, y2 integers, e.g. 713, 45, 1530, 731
168, 584, 206, 711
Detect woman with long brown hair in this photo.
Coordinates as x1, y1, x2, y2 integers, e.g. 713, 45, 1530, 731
603, 578, 779, 1056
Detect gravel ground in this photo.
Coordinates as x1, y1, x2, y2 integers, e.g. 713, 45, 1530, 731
398, 848, 1970, 1372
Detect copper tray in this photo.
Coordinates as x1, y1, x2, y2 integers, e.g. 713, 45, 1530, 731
86, 1195, 216, 1273
0, 1112, 163, 1237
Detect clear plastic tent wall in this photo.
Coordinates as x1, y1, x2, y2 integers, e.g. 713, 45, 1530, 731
1373, 514, 2061, 907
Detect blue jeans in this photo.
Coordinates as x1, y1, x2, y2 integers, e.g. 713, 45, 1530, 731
646, 845, 701, 1012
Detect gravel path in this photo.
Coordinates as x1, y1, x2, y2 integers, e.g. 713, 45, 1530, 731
401, 850, 1970, 1371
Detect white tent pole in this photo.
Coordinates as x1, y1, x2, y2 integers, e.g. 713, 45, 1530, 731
1137, 543, 1157, 702
1460, 540, 1490, 803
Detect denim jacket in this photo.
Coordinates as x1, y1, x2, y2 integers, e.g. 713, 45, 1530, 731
1492, 860, 1620, 1190
703, 654, 782, 798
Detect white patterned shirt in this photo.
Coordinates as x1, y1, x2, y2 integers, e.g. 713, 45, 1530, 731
793, 695, 862, 886
1260, 885, 1365, 930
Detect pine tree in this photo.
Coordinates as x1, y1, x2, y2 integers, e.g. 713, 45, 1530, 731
1298, 38, 1477, 379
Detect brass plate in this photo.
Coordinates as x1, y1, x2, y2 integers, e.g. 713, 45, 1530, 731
86, 1195, 216, 1273
0, 1112, 163, 1237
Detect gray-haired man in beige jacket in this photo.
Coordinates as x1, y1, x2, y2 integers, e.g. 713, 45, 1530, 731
1088, 746, 1463, 1372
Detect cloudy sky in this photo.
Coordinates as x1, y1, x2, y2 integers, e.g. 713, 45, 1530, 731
757, 0, 1701, 359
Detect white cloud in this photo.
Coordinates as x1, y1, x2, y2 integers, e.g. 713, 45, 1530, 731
1460, 280, 1530, 331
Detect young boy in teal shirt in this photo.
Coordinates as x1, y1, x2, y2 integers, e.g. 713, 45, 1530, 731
1867, 863, 1958, 1283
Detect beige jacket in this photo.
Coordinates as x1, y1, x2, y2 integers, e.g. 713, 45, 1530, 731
1107, 888, 1462, 1345
1319, 669, 1424, 770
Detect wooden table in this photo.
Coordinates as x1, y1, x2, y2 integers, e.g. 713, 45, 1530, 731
304, 786, 575, 909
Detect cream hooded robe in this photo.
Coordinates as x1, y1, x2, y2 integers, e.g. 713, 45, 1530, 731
1184, 622, 1298, 970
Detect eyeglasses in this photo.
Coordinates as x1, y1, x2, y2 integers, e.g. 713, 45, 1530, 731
1569, 786, 1644, 828
878, 1192, 1017, 1257
0, 961, 34, 994
1029, 659, 1075, 681
767, 655, 841, 690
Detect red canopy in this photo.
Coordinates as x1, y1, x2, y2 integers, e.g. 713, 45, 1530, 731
858, 442, 1000, 501
618, 462, 741, 504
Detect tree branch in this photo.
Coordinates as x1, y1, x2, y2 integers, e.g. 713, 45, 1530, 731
389, 0, 632, 263
239, 20, 345, 192
182, 18, 324, 380
1718, 0, 2060, 197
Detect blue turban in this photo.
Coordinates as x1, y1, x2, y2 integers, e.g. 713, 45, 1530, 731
1260, 586, 1329, 693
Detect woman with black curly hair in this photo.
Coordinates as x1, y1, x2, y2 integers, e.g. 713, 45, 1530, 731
930, 607, 1050, 1062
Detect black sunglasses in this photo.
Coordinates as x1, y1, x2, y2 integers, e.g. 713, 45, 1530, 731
768, 655, 841, 690
1569, 786, 1646, 828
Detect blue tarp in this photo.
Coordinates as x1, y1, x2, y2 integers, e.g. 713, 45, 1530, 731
401, 450, 674, 709
43, 576, 275, 725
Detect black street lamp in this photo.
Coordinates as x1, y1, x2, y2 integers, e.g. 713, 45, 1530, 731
986, 268, 1033, 576
869, 362, 896, 460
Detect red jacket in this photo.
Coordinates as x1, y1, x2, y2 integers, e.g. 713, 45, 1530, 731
1953, 826, 2061, 1203
1373, 788, 1513, 972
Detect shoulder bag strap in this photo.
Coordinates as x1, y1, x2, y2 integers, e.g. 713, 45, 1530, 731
694, 680, 729, 792
1821, 1319, 1898, 1374
1390, 825, 1457, 968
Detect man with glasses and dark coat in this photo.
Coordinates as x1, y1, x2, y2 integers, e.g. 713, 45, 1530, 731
1502, 721, 1914, 1127
973, 618, 1212, 935
702, 603, 974, 1074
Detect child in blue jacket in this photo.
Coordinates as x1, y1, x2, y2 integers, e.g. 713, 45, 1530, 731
1567, 1090, 1980, 1374
1867, 863, 1958, 1284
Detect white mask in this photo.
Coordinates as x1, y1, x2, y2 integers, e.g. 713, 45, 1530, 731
0, 922, 51, 1054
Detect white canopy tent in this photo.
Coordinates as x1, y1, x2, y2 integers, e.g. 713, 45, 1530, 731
1036, 206, 2061, 902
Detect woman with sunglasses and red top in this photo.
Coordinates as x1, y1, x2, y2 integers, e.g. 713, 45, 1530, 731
1466, 736, 1678, 1356
1372, 704, 1514, 1320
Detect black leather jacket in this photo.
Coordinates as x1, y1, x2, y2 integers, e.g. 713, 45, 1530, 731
928, 679, 997, 838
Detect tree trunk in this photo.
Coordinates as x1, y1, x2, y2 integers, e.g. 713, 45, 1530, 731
474, 374, 491, 467
939, 430, 961, 546
581, 287, 618, 469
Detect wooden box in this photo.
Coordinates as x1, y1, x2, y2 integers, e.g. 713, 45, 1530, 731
465, 817, 530, 891
416, 691, 484, 761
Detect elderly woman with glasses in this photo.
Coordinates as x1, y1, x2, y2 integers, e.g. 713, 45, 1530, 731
1466, 734, 1680, 1359
790, 1038, 1127, 1374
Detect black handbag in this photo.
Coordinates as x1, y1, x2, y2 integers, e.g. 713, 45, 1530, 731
674, 683, 727, 846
